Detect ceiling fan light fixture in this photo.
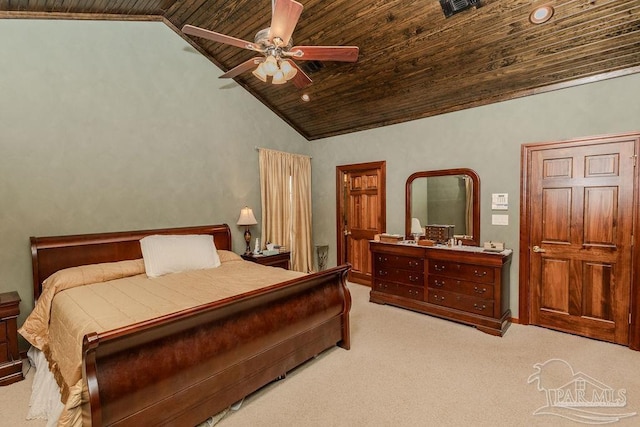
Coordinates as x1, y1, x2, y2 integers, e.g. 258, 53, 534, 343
252, 63, 268, 82
272, 70, 287, 84
263, 55, 279, 76
280, 60, 298, 80
183, 0, 358, 90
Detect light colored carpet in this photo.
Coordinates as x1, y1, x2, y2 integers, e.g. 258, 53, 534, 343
1, 282, 639, 426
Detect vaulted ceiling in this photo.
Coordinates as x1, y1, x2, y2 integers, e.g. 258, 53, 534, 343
2, 1, 639, 140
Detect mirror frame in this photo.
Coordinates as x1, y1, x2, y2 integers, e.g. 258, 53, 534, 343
405, 168, 481, 246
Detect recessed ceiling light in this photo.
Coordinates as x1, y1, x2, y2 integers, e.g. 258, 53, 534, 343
529, 5, 554, 24
301, 94, 310, 102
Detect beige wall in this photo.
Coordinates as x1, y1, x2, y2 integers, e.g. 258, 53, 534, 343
0, 20, 308, 326
2, 19, 639, 328
310, 72, 640, 318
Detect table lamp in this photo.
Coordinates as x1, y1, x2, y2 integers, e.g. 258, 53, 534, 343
411, 217, 424, 241
237, 206, 258, 255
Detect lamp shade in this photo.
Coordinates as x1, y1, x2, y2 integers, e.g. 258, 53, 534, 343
252, 63, 268, 82
237, 207, 258, 226
280, 60, 298, 80
411, 217, 424, 235
272, 70, 286, 85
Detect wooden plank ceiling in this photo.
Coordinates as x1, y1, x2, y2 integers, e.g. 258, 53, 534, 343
2, 0, 639, 140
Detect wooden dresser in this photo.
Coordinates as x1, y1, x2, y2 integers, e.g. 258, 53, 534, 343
370, 241, 512, 336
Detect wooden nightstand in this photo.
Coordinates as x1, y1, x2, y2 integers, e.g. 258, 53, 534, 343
241, 252, 291, 270
0, 291, 23, 386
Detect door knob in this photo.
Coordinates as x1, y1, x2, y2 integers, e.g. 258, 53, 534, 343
533, 245, 546, 253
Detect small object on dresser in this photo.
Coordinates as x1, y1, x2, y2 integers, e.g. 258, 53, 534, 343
418, 239, 436, 246
483, 241, 505, 252
379, 233, 404, 244
0, 291, 23, 386
424, 225, 455, 244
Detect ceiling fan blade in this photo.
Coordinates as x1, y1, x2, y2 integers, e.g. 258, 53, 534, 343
269, 0, 303, 46
182, 25, 261, 52
289, 46, 359, 62
287, 61, 313, 89
220, 57, 265, 79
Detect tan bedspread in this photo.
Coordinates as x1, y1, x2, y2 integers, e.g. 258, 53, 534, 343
19, 251, 304, 426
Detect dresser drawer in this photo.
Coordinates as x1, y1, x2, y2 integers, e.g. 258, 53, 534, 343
375, 268, 423, 286
373, 253, 423, 272
373, 280, 424, 301
428, 260, 494, 283
428, 289, 494, 315
428, 275, 494, 299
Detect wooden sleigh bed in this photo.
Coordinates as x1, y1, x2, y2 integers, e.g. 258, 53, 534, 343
27, 224, 351, 426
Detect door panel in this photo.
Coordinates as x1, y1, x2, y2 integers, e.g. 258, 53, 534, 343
542, 188, 571, 242
540, 258, 569, 313
529, 139, 635, 345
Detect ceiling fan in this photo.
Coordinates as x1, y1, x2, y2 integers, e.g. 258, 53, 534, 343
182, 0, 359, 89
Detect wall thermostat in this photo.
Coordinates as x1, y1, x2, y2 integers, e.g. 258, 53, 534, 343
491, 193, 508, 210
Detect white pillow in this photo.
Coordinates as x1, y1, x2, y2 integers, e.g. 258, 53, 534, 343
140, 234, 221, 278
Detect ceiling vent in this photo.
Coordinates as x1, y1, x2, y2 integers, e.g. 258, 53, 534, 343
440, 0, 481, 18
300, 60, 325, 74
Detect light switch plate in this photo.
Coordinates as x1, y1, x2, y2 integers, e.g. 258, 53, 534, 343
492, 214, 509, 225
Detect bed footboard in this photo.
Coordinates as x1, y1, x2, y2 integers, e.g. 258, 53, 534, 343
82, 264, 351, 427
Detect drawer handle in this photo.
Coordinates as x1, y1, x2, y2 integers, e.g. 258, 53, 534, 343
473, 303, 486, 311
474, 286, 486, 294
433, 279, 444, 287
409, 275, 419, 282
378, 270, 388, 276
434, 264, 445, 272
432, 294, 444, 301
474, 270, 487, 277
377, 256, 389, 262
408, 260, 420, 267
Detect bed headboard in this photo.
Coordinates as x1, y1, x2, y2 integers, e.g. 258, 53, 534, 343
30, 224, 232, 301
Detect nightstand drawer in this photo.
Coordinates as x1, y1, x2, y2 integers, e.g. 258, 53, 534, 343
242, 252, 290, 270
0, 323, 6, 342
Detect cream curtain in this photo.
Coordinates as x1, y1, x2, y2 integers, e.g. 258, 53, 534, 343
259, 148, 313, 272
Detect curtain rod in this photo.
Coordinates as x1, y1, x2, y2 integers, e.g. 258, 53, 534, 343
255, 146, 312, 159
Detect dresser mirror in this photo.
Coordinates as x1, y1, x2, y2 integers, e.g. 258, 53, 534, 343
405, 168, 480, 246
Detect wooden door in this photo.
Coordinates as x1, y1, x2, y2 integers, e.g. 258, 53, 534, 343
337, 162, 386, 285
522, 134, 638, 345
